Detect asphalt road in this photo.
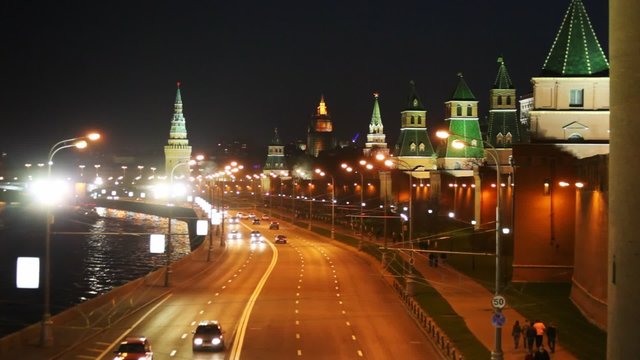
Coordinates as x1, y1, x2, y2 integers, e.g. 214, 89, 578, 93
62, 215, 441, 359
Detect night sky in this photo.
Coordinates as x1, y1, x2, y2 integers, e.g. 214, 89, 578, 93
0, 0, 609, 165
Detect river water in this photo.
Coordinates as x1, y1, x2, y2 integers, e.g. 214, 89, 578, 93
0, 203, 191, 337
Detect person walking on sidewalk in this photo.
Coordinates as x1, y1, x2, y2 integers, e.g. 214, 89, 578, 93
525, 320, 536, 352
533, 319, 546, 348
546, 321, 558, 353
512, 320, 522, 349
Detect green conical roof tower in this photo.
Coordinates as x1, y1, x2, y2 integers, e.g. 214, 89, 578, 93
394, 81, 435, 160
542, 0, 609, 76
441, 74, 484, 166
494, 56, 514, 89
487, 57, 525, 148
164, 81, 192, 177
364, 93, 389, 158
450, 73, 476, 101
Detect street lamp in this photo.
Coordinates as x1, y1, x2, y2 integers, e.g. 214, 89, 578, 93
315, 168, 335, 239
437, 130, 504, 360
41, 132, 100, 347
164, 159, 194, 287
342, 161, 374, 250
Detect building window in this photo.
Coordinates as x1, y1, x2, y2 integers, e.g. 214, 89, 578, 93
410, 116, 415, 124
496, 133, 504, 145
418, 116, 422, 124
410, 143, 416, 152
418, 143, 425, 151
456, 104, 462, 116
570, 89, 584, 107
506, 96, 512, 105
497, 96, 502, 105
467, 105, 472, 116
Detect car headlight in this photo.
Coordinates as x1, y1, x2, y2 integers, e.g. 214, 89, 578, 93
212, 338, 221, 345
113, 357, 124, 360
194, 338, 203, 345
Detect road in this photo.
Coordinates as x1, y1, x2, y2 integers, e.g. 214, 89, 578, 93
62, 214, 441, 359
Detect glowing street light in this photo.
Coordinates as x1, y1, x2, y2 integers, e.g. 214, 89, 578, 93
315, 168, 335, 239
437, 129, 505, 360
41, 131, 100, 347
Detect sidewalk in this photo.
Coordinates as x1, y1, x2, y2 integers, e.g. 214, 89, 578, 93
400, 253, 576, 360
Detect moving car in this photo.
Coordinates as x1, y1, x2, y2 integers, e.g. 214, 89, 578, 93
269, 221, 279, 230
113, 337, 153, 360
248, 213, 256, 219
227, 229, 241, 240
192, 320, 224, 351
275, 234, 287, 244
250, 230, 264, 243
252, 218, 260, 225
261, 214, 270, 220
228, 216, 239, 224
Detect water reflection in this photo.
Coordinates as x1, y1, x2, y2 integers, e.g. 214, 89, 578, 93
0, 205, 191, 337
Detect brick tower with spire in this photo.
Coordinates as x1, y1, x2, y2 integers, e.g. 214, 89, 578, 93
394, 81, 436, 170
164, 82, 192, 178
487, 57, 525, 147
363, 93, 389, 158
439, 74, 484, 170
307, 95, 336, 157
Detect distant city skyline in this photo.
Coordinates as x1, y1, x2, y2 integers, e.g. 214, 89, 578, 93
0, 1, 608, 163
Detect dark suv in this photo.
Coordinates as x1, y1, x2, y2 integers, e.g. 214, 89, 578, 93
269, 221, 279, 230
192, 320, 224, 351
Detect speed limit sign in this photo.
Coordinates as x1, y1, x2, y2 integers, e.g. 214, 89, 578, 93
492, 295, 506, 310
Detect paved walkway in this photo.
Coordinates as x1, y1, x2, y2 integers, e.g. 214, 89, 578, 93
408, 256, 576, 360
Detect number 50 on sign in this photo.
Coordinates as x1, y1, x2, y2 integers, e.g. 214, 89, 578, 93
492, 295, 506, 310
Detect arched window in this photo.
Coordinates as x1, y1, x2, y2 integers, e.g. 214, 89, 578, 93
496, 133, 504, 145
506, 96, 512, 105
410, 143, 417, 152
505, 132, 513, 144
466, 105, 473, 116
418, 143, 425, 152
418, 116, 422, 124
497, 96, 502, 105
456, 104, 462, 116
568, 133, 584, 142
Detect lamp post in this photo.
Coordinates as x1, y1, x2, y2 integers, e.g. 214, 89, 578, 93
307, 181, 313, 230
315, 168, 335, 239
165, 159, 193, 287
41, 132, 100, 347
439, 130, 504, 360
121, 165, 127, 181
342, 161, 373, 250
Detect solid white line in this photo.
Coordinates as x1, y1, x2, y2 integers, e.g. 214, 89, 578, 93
229, 240, 279, 360
97, 293, 173, 359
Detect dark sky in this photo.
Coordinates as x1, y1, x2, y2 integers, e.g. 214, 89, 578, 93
0, 0, 608, 165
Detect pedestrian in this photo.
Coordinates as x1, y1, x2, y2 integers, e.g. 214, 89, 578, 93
546, 321, 557, 353
512, 320, 522, 349
533, 346, 550, 360
532, 320, 546, 348
525, 320, 536, 353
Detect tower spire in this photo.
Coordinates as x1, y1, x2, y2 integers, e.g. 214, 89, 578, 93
542, 0, 609, 76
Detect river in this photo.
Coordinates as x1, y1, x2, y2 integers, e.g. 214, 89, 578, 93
0, 203, 191, 337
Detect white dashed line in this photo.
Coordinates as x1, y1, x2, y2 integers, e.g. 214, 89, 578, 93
357, 350, 364, 357
181, 333, 188, 339
297, 349, 302, 356
170, 349, 177, 356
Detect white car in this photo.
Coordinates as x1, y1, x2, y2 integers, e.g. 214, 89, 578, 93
261, 214, 270, 220
250, 230, 264, 243
227, 230, 241, 240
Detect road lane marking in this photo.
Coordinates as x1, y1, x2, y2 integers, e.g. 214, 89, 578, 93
191, 321, 196, 326
296, 333, 300, 339
97, 293, 173, 359
76, 355, 95, 359
170, 349, 177, 356
181, 333, 188, 339
297, 350, 302, 356
357, 350, 364, 357
229, 239, 279, 360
